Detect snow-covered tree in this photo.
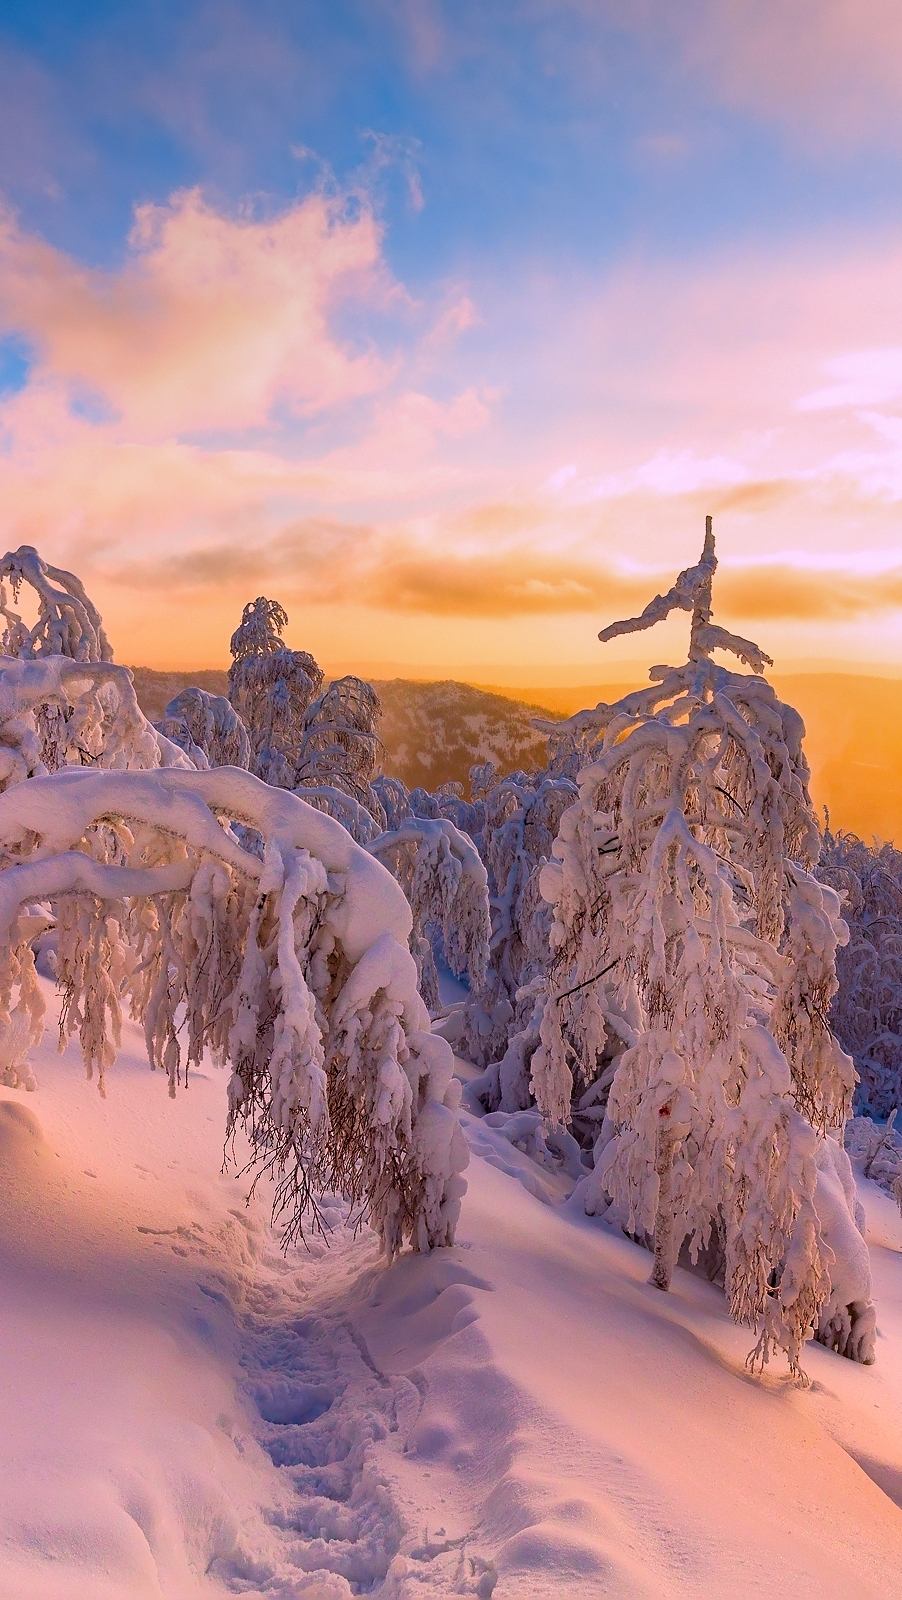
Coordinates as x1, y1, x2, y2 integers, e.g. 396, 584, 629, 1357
225, 598, 490, 998
817, 830, 902, 1120
228, 596, 384, 815
0, 655, 192, 785
534, 521, 870, 1371
0, 546, 190, 781
0, 546, 185, 779
367, 813, 490, 1012
373, 774, 484, 842
364, 775, 491, 1005
462, 765, 577, 1098
228, 597, 325, 787
0, 766, 467, 1256
0, 545, 113, 662
297, 675, 382, 804
159, 686, 252, 771
845, 1111, 902, 1212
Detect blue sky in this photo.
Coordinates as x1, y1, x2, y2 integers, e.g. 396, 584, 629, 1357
4, 0, 899, 272
2, 1, 902, 672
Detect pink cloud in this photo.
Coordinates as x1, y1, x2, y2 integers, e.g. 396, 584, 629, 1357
0, 188, 396, 437
3, 188, 902, 668
557, 1, 902, 152
676, 0, 902, 150
338, 384, 495, 463
798, 348, 902, 412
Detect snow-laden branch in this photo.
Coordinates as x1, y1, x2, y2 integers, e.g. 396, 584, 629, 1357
596, 518, 773, 674
0, 655, 193, 784
0, 766, 466, 1256
0, 852, 196, 938
0, 545, 112, 663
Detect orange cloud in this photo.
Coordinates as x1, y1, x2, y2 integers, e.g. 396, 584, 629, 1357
718, 563, 902, 622
98, 509, 902, 628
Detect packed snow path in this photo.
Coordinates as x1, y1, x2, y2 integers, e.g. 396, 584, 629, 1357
1, 988, 902, 1598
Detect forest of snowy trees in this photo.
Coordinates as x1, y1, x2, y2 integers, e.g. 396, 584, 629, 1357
0, 530, 900, 1377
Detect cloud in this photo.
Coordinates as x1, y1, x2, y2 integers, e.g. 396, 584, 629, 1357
393, 0, 453, 75
3, 183, 902, 666
569, 449, 750, 502
717, 562, 902, 622
356, 549, 902, 623
556, 1, 902, 153
798, 348, 902, 412
98, 501, 902, 627
0, 188, 396, 437
355, 550, 644, 616
676, 0, 902, 151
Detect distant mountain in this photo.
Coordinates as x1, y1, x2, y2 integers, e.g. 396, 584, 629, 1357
128, 666, 229, 723
128, 667, 557, 792
373, 679, 554, 791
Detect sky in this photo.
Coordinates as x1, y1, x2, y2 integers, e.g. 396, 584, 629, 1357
2, 0, 902, 675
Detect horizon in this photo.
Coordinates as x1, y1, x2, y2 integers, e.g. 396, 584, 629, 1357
126, 656, 902, 687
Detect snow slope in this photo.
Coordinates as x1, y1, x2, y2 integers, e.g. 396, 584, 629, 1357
1, 987, 901, 1598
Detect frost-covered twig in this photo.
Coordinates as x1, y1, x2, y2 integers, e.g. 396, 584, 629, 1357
597, 516, 773, 674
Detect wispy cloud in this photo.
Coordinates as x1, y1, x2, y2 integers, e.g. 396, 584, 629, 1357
552, 0, 902, 153
798, 348, 902, 412
676, 0, 902, 152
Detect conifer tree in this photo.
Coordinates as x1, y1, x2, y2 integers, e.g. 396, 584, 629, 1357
535, 520, 872, 1370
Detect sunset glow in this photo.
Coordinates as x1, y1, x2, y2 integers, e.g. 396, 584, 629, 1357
5, 13, 902, 1594
2, 2, 902, 676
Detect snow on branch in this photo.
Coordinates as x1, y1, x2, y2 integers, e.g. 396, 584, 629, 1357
0, 545, 112, 663
597, 517, 773, 675
0, 767, 467, 1257
0, 654, 193, 786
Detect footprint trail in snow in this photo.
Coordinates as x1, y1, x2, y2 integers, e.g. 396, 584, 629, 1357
196, 1201, 498, 1598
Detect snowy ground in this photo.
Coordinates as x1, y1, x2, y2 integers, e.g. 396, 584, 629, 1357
2, 986, 902, 1599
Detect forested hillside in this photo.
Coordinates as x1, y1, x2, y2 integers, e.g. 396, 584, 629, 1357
130, 666, 902, 841
131, 668, 553, 792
